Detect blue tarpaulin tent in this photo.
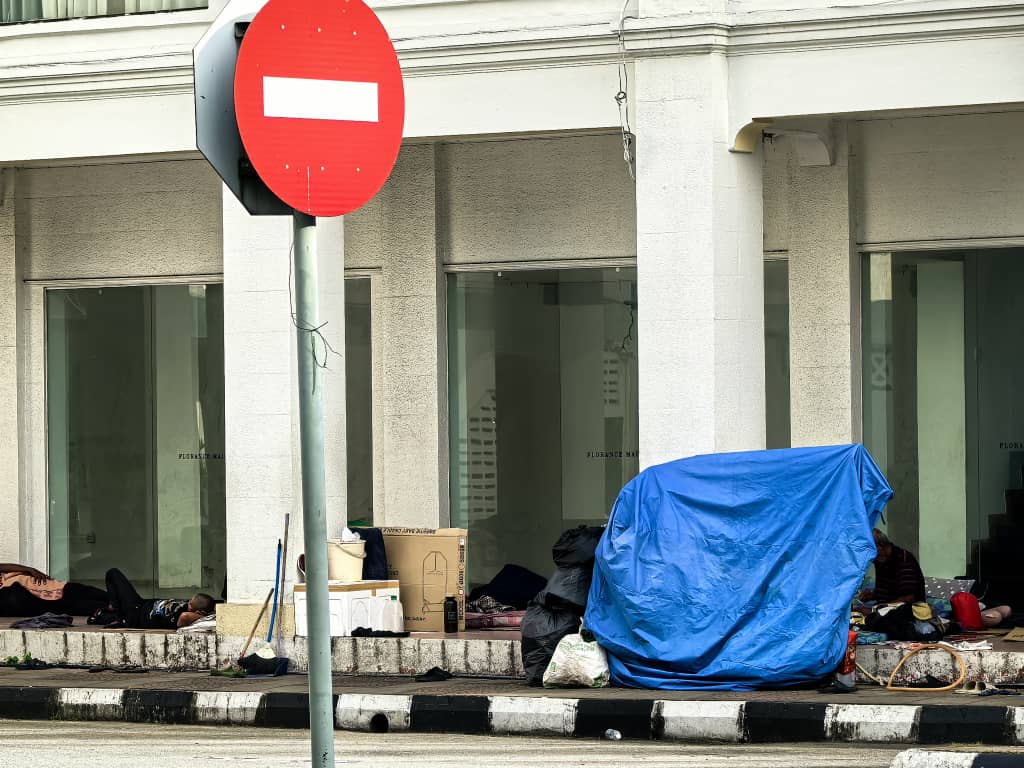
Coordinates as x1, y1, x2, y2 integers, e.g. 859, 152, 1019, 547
583, 444, 892, 690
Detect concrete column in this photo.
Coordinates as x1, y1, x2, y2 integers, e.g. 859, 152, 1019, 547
787, 125, 859, 446
221, 191, 349, 629
376, 145, 446, 527
635, 54, 765, 469
0, 169, 17, 561
223, 191, 295, 603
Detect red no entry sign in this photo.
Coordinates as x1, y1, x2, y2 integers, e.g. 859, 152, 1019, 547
234, 0, 405, 217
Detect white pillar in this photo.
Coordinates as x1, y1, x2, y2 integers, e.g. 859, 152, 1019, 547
222, 194, 348, 603
376, 145, 446, 527
787, 127, 859, 446
0, 169, 17, 561
635, 54, 765, 469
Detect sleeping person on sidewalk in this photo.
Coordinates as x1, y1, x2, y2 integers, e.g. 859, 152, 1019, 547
0, 562, 109, 617
103, 567, 215, 630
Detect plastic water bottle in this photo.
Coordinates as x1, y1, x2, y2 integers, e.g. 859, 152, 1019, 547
387, 595, 404, 633
604, 729, 622, 741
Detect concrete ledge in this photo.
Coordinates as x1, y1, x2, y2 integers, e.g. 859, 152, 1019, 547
4, 685, 1024, 746
5, 625, 1024, 683
891, 750, 1024, 767
0, 628, 522, 676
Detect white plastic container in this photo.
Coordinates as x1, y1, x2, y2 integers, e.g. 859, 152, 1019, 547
385, 595, 405, 632
326, 539, 365, 581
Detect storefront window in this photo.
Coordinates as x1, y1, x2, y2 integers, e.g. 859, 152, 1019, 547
862, 250, 1024, 606
447, 267, 639, 589
345, 277, 373, 526
47, 284, 225, 597
764, 259, 791, 449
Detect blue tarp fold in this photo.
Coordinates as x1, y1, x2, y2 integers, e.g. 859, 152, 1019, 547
583, 444, 892, 690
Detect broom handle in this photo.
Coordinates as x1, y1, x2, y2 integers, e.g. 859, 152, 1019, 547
276, 513, 291, 655
239, 588, 274, 659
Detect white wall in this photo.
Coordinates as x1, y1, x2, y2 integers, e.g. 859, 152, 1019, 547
0, 172, 17, 562
856, 112, 1024, 245
16, 160, 222, 280
346, 134, 636, 269
438, 135, 636, 265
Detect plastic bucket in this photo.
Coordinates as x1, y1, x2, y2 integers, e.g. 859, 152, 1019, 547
327, 539, 366, 581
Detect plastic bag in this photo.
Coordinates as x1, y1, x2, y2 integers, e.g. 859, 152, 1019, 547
520, 595, 580, 685
552, 526, 605, 568
541, 565, 592, 612
542, 632, 610, 688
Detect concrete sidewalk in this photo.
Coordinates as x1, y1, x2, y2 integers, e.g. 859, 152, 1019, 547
2, 666, 1024, 745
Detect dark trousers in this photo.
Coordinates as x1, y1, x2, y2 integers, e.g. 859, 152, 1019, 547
105, 568, 150, 627
0, 581, 109, 617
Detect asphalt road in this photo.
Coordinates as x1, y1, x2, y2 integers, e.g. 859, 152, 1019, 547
0, 720, 912, 768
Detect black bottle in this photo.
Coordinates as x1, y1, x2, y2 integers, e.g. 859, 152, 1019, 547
443, 596, 458, 633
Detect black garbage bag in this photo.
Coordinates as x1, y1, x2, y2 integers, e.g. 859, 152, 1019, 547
540, 565, 592, 612
552, 525, 605, 569
520, 594, 581, 686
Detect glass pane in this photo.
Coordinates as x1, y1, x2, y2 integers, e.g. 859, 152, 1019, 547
448, 268, 639, 590
345, 278, 373, 526
969, 250, 1024, 604
47, 285, 225, 597
153, 284, 225, 595
764, 259, 790, 449
862, 253, 968, 579
47, 287, 152, 590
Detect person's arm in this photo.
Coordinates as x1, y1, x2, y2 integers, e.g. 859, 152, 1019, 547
0, 563, 47, 580
176, 611, 206, 628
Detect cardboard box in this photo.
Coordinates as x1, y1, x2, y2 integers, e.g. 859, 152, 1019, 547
380, 527, 467, 632
293, 579, 400, 637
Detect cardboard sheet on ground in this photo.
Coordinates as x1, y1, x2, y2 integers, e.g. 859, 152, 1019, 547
584, 444, 892, 690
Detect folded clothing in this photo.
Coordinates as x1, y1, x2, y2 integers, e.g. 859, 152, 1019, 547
11, 612, 73, 630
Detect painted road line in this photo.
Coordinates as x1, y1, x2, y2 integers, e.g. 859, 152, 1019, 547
488, 696, 577, 736
58, 687, 125, 721
655, 700, 744, 742
825, 703, 920, 743
193, 691, 263, 725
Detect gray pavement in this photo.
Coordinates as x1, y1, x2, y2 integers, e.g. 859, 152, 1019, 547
0, 720, 914, 767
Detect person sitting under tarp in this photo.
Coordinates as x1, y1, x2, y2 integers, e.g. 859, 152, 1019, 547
0, 562, 110, 617
860, 530, 1010, 629
859, 529, 926, 605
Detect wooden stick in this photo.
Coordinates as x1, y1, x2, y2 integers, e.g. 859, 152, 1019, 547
239, 588, 275, 659
275, 513, 291, 655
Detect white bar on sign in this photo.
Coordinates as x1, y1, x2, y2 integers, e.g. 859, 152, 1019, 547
263, 76, 379, 122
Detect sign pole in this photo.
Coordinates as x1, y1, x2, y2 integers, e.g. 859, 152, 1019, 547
292, 209, 336, 768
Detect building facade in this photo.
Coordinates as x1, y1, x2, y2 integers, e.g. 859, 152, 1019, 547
2, 0, 1024, 617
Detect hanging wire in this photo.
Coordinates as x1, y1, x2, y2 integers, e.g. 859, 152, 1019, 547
287, 236, 342, 394
615, 0, 637, 181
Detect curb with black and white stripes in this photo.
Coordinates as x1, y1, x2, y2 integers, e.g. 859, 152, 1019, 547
5, 687, 1024, 746
891, 750, 1024, 767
